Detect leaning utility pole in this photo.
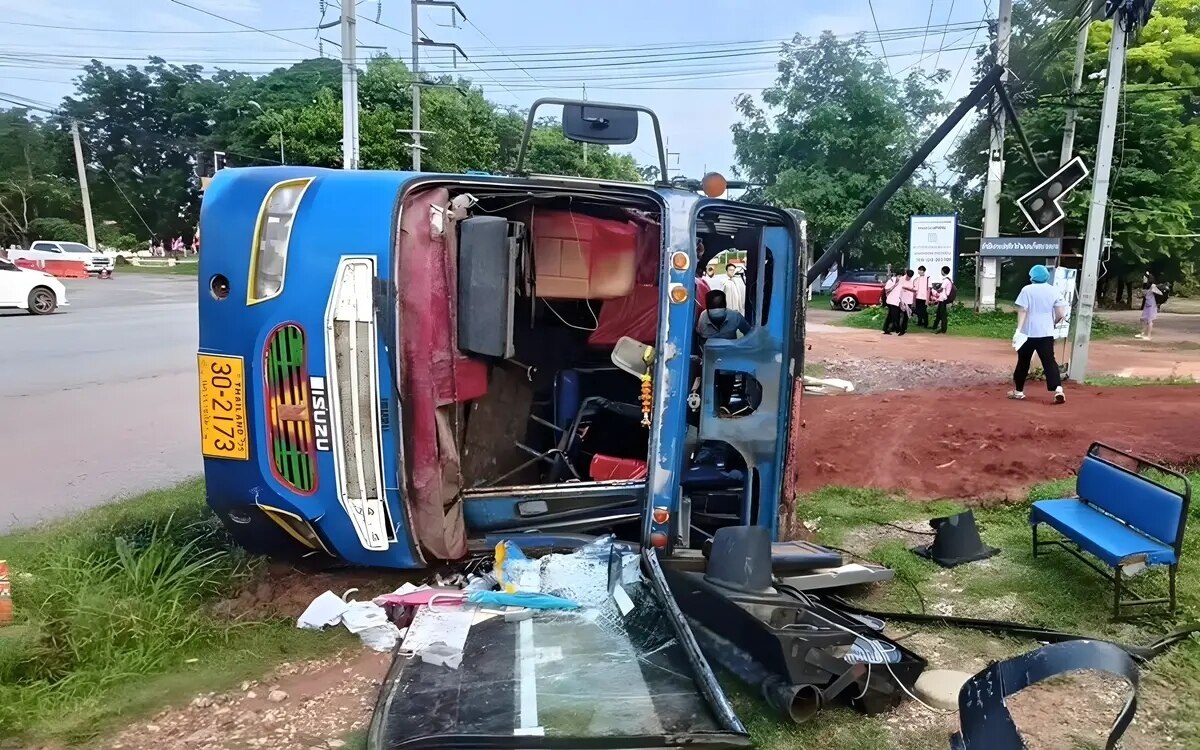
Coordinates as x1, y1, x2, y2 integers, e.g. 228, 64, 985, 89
978, 0, 1012, 310
70, 121, 97, 250
340, 0, 359, 169
1070, 2, 1150, 380
1047, 1, 1098, 262
410, 0, 466, 171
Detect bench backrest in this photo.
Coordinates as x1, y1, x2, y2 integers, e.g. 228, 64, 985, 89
1078, 454, 1187, 549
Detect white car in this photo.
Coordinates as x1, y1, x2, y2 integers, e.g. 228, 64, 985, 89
0, 257, 69, 314
9, 240, 114, 275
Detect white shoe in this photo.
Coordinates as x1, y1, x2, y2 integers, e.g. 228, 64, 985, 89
1134, 334, 1145, 339
1007, 390, 1026, 400
1054, 387, 1066, 404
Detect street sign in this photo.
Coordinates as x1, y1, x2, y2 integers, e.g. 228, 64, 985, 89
1017, 156, 1089, 234
908, 214, 958, 278
979, 237, 1063, 257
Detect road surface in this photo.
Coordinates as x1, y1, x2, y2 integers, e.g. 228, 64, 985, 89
0, 275, 199, 532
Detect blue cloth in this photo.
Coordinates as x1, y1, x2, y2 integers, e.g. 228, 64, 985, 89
1030, 499, 1177, 566
466, 590, 580, 610
1029, 264, 1051, 283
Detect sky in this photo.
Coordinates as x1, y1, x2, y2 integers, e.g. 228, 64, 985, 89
0, 0, 995, 179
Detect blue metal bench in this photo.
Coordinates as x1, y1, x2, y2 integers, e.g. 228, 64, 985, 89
1030, 442, 1191, 618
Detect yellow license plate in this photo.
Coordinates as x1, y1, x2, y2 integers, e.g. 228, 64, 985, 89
198, 354, 250, 461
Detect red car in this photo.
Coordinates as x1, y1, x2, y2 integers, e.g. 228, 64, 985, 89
830, 270, 887, 311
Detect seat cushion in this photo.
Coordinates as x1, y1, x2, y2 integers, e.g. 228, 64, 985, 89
1031, 499, 1177, 567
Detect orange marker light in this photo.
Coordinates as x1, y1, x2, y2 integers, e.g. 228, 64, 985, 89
650, 532, 669, 549
668, 284, 689, 303
702, 172, 727, 198
652, 507, 670, 525
671, 251, 690, 271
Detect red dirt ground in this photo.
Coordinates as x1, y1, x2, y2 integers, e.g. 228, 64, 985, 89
795, 384, 1200, 502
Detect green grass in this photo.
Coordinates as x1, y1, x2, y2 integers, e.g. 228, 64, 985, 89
842, 303, 1136, 340
116, 262, 199, 275
758, 474, 1200, 749
0, 480, 342, 744
1085, 374, 1197, 387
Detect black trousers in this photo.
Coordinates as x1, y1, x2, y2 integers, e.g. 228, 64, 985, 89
934, 301, 948, 332
914, 299, 929, 327
1014, 336, 1062, 392
883, 304, 904, 333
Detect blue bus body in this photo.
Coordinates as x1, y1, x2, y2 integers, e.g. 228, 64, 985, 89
198, 166, 806, 571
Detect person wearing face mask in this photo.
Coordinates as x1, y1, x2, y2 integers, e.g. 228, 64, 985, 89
697, 289, 751, 340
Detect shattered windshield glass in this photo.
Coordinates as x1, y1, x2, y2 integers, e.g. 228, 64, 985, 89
370, 539, 736, 747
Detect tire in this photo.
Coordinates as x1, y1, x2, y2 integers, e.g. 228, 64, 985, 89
27, 286, 57, 315
839, 295, 859, 312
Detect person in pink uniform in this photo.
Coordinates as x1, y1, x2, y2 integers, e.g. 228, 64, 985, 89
883, 270, 915, 335
913, 265, 931, 328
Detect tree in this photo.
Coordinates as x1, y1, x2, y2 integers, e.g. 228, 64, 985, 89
950, 0, 1200, 300
732, 33, 952, 269
0, 110, 74, 247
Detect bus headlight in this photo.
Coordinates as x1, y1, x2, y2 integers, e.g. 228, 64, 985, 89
248, 178, 312, 303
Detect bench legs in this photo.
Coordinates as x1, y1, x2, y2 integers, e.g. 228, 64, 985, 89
1033, 522, 1178, 619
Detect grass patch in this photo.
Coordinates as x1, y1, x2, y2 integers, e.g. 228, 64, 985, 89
117, 262, 199, 275
0, 480, 336, 744
788, 471, 1200, 747
1084, 374, 1197, 387
842, 303, 1135, 340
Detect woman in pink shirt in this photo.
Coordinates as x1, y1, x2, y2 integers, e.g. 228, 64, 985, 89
883, 270, 916, 335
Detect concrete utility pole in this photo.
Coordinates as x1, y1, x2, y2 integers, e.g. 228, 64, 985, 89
410, 0, 467, 171
70, 121, 97, 250
341, 0, 359, 169
1070, 6, 1138, 381
978, 0, 1012, 310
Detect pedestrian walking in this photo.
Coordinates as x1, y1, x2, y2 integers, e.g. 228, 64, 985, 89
1009, 264, 1068, 404
913, 266, 930, 327
1136, 271, 1164, 341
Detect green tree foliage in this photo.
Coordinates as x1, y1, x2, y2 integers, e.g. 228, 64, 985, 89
732, 32, 953, 270
951, 0, 1200, 300
0, 54, 642, 248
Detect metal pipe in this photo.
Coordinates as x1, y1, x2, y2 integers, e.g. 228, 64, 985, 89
688, 619, 824, 724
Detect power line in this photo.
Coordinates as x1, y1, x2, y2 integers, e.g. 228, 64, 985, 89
918, 0, 937, 62
168, 0, 321, 55
933, 0, 958, 70
0, 20, 315, 35
869, 1, 892, 76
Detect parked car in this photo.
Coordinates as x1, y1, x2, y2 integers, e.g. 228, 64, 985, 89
9, 241, 114, 275
830, 270, 887, 311
0, 257, 68, 314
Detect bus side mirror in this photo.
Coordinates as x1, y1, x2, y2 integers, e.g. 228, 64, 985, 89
458, 216, 517, 359
562, 105, 639, 145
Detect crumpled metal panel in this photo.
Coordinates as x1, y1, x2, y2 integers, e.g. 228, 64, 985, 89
395, 186, 487, 561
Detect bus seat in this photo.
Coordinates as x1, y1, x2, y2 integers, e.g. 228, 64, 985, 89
588, 284, 659, 347
590, 454, 648, 481
532, 210, 637, 299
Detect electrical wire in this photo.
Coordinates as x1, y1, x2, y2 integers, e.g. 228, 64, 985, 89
866, 0, 895, 77
932, 0, 959, 71
0, 20, 315, 35
168, 0, 322, 55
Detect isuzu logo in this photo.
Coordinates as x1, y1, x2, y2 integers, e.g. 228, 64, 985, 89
310, 376, 332, 452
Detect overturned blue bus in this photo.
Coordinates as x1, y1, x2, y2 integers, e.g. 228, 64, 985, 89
197, 99, 930, 749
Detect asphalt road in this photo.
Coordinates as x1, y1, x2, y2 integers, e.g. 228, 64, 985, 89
0, 275, 200, 532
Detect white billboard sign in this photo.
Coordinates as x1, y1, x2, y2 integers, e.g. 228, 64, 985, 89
908, 214, 958, 278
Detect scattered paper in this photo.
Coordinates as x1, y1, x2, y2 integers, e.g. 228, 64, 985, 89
402, 605, 474, 656
359, 623, 402, 652
341, 602, 391, 634
297, 591, 350, 630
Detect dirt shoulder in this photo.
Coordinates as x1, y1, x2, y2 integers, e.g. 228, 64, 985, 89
795, 383, 1200, 503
